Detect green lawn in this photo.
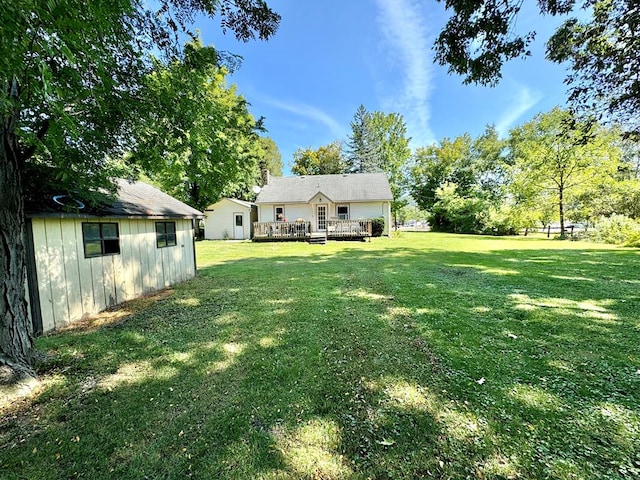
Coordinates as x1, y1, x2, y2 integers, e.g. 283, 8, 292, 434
2, 233, 639, 479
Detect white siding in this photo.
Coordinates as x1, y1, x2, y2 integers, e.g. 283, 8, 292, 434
28, 217, 197, 332
258, 204, 312, 223
258, 202, 390, 234
347, 202, 391, 235
204, 199, 253, 240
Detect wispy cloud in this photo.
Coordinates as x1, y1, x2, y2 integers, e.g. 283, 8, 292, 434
375, 0, 436, 146
259, 96, 345, 138
495, 84, 543, 136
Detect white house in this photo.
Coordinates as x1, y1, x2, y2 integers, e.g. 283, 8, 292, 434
203, 198, 257, 240
254, 172, 393, 237
24, 179, 203, 334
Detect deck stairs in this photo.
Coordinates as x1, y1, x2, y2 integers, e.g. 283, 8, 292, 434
308, 232, 327, 245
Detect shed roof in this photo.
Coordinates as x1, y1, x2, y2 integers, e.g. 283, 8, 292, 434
205, 198, 256, 211
255, 173, 393, 204
26, 179, 203, 219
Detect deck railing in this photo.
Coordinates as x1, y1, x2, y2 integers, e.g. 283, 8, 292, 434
326, 219, 372, 238
253, 219, 372, 241
253, 221, 311, 240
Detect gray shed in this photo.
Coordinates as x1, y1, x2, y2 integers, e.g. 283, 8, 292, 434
25, 179, 203, 334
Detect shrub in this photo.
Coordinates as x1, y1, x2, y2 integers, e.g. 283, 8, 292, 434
624, 230, 640, 247
589, 214, 640, 245
371, 217, 385, 237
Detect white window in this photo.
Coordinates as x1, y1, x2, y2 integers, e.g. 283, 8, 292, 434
337, 205, 349, 220
275, 205, 285, 221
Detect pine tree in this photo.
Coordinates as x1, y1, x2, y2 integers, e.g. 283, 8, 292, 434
346, 105, 381, 173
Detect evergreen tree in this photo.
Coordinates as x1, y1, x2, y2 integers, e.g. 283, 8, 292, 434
346, 105, 380, 173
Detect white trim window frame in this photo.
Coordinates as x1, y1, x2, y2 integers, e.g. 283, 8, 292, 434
274, 205, 285, 221
336, 204, 349, 220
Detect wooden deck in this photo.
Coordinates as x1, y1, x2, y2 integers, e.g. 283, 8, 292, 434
253, 220, 372, 242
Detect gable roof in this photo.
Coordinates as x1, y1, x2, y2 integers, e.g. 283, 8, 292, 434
26, 179, 203, 219
255, 173, 393, 204
205, 198, 256, 211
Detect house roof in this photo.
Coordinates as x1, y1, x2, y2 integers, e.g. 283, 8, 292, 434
26, 179, 203, 219
255, 173, 393, 204
205, 198, 256, 211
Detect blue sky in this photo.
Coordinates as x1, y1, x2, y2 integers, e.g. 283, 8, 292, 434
201, 0, 570, 174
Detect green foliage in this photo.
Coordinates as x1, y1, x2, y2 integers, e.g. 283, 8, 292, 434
481, 204, 521, 236
368, 111, 412, 219
429, 183, 487, 234
257, 136, 283, 177
3, 0, 280, 195
291, 141, 346, 176
435, 0, 640, 136
589, 214, 640, 245
410, 126, 507, 214
624, 231, 640, 248
345, 106, 412, 221
397, 204, 429, 226
1, 0, 280, 370
133, 39, 263, 210
409, 125, 510, 234
508, 108, 621, 236
371, 217, 385, 237
345, 104, 380, 173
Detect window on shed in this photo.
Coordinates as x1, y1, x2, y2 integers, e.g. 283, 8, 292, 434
275, 205, 285, 221
156, 221, 177, 248
337, 205, 349, 220
82, 223, 120, 258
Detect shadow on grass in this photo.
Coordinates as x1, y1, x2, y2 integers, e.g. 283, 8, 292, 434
2, 238, 639, 479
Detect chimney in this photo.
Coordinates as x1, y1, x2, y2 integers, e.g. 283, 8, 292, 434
260, 161, 270, 186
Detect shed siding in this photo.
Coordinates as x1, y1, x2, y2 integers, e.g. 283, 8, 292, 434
29, 217, 196, 332
204, 199, 254, 240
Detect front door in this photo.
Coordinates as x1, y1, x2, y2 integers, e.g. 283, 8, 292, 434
234, 213, 244, 239
317, 205, 327, 231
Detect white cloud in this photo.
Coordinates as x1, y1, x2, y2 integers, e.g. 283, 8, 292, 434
259, 96, 345, 138
495, 84, 543, 136
375, 0, 436, 146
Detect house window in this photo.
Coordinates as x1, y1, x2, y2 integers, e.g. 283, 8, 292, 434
275, 205, 285, 221
156, 221, 177, 248
337, 205, 349, 220
82, 223, 120, 258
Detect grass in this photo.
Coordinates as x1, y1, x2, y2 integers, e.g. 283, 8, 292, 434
1, 232, 639, 479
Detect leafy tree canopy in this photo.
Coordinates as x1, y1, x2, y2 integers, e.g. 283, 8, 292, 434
133, 38, 263, 211
257, 136, 283, 177
434, 0, 640, 135
291, 141, 346, 176
508, 107, 622, 235
1, 0, 279, 373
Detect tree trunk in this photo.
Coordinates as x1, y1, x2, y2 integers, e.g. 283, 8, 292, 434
558, 185, 565, 239
0, 80, 35, 376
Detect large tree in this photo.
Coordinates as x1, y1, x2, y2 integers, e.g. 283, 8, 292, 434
409, 126, 508, 232
368, 111, 412, 226
134, 39, 263, 211
291, 141, 346, 176
434, 0, 640, 135
1, 0, 279, 375
409, 134, 474, 212
257, 137, 283, 177
508, 108, 621, 236
345, 105, 380, 174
